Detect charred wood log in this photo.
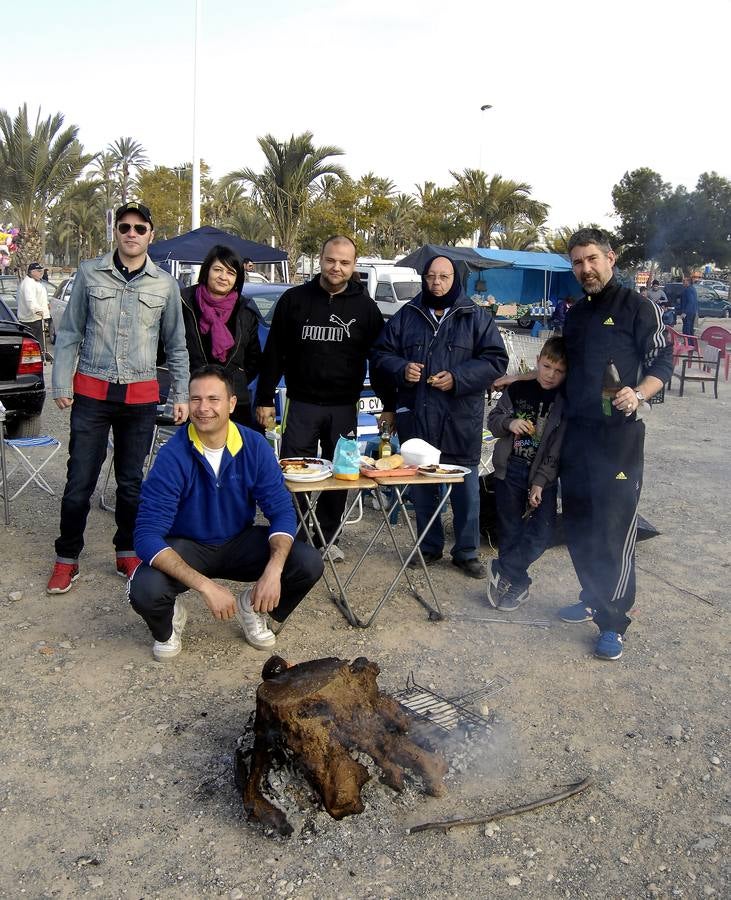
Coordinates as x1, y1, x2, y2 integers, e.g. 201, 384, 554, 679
240, 656, 448, 836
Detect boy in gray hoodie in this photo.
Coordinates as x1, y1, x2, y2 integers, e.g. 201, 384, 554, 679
486, 337, 567, 610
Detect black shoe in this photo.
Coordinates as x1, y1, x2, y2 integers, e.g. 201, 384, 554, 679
408, 550, 443, 568
452, 558, 488, 579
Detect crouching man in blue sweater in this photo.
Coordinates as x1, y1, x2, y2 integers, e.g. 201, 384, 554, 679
128, 365, 323, 661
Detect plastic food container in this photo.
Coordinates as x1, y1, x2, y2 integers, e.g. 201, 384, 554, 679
399, 438, 441, 467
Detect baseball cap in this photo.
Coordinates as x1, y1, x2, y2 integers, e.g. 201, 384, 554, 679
115, 202, 153, 227
651, 279, 660, 286
27, 262, 43, 273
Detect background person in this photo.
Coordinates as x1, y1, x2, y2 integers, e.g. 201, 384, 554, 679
16, 262, 50, 354
180, 244, 261, 430
48, 201, 190, 594
678, 275, 698, 336
129, 365, 323, 661
371, 255, 508, 579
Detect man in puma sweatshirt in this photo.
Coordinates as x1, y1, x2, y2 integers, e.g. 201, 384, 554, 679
255, 235, 392, 553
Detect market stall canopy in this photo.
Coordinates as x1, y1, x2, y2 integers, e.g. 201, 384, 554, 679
149, 226, 287, 264
473, 248, 573, 271
396, 244, 509, 286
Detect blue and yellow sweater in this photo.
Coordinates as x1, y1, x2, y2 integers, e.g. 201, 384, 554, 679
134, 421, 296, 564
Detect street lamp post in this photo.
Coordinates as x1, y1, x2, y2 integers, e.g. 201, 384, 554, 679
191, 0, 202, 230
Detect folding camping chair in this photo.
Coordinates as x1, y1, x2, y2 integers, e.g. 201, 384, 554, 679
0, 435, 61, 502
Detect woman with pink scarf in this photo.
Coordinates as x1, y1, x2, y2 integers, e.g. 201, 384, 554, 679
180, 245, 262, 428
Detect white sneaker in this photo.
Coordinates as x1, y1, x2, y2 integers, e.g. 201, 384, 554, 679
235, 587, 276, 650
153, 632, 181, 661
324, 544, 345, 562
152, 600, 186, 661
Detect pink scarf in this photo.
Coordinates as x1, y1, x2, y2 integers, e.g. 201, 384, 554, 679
196, 284, 237, 362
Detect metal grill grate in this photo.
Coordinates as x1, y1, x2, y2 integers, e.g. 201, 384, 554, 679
392, 672, 507, 735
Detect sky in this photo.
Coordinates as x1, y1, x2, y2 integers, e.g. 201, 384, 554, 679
7, 0, 729, 231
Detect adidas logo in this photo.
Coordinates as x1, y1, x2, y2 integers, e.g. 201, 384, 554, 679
603, 317, 615, 325
615, 472, 627, 480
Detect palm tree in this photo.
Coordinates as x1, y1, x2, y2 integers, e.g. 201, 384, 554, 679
222, 199, 272, 245
0, 104, 93, 266
224, 131, 346, 264
90, 151, 120, 210
543, 223, 600, 255
108, 137, 149, 203
450, 169, 549, 247
494, 216, 543, 251
413, 181, 471, 246
380, 193, 417, 257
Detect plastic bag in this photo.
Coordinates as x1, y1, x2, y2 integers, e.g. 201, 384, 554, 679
332, 433, 361, 481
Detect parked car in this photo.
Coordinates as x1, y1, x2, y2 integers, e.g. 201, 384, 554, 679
699, 280, 729, 300
242, 283, 384, 421
49, 276, 76, 342
662, 283, 731, 319
0, 274, 20, 313
0, 297, 46, 437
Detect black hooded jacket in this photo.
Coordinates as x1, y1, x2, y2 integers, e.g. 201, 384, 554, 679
255, 276, 393, 408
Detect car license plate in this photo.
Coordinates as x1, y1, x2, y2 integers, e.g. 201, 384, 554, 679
358, 395, 383, 414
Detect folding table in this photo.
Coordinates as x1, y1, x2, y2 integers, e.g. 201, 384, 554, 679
286, 471, 464, 628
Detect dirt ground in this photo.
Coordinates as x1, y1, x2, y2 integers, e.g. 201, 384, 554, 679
1, 348, 729, 900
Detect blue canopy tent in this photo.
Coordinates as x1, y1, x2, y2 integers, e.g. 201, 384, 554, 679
149, 226, 289, 281
469, 248, 582, 307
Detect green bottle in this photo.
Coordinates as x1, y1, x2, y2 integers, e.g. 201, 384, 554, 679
602, 359, 622, 416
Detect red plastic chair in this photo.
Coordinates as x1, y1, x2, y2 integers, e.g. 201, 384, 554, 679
699, 326, 731, 381
666, 326, 701, 388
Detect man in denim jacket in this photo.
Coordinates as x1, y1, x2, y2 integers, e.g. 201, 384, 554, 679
48, 202, 189, 594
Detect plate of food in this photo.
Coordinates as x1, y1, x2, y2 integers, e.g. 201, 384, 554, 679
417, 464, 471, 479
279, 457, 333, 482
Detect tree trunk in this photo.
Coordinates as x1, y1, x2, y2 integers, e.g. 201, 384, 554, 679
15, 224, 44, 272
238, 656, 448, 836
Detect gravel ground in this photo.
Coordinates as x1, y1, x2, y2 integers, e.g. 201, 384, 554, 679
0, 349, 729, 900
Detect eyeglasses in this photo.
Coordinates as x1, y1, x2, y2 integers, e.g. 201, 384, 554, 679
425, 274, 454, 283
117, 222, 150, 235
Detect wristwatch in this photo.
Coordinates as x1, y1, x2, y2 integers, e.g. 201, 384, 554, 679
634, 390, 646, 403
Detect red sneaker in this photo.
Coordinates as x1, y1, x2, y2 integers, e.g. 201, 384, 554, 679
116, 555, 142, 579
47, 562, 79, 594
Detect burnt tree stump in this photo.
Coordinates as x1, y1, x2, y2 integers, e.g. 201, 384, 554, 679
238, 656, 448, 836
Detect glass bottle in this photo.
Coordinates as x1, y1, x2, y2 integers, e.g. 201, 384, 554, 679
378, 420, 392, 459
602, 359, 623, 416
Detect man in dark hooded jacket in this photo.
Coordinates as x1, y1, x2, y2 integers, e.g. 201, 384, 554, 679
371, 255, 508, 578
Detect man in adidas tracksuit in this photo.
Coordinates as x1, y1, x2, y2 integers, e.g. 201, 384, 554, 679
496, 228, 672, 660
255, 235, 392, 554
557, 228, 672, 659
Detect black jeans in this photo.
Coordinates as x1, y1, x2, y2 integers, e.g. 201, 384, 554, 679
55, 395, 157, 561
280, 399, 357, 545
128, 526, 324, 641
494, 457, 557, 588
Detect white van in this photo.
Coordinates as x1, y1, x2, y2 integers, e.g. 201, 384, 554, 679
355, 258, 422, 319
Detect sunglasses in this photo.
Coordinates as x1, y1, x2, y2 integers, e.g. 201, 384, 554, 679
117, 222, 150, 235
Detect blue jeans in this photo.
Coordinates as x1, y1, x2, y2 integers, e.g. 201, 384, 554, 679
494, 457, 556, 588
55, 395, 157, 560
412, 465, 480, 561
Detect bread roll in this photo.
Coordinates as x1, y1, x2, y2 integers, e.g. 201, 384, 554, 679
375, 453, 404, 470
